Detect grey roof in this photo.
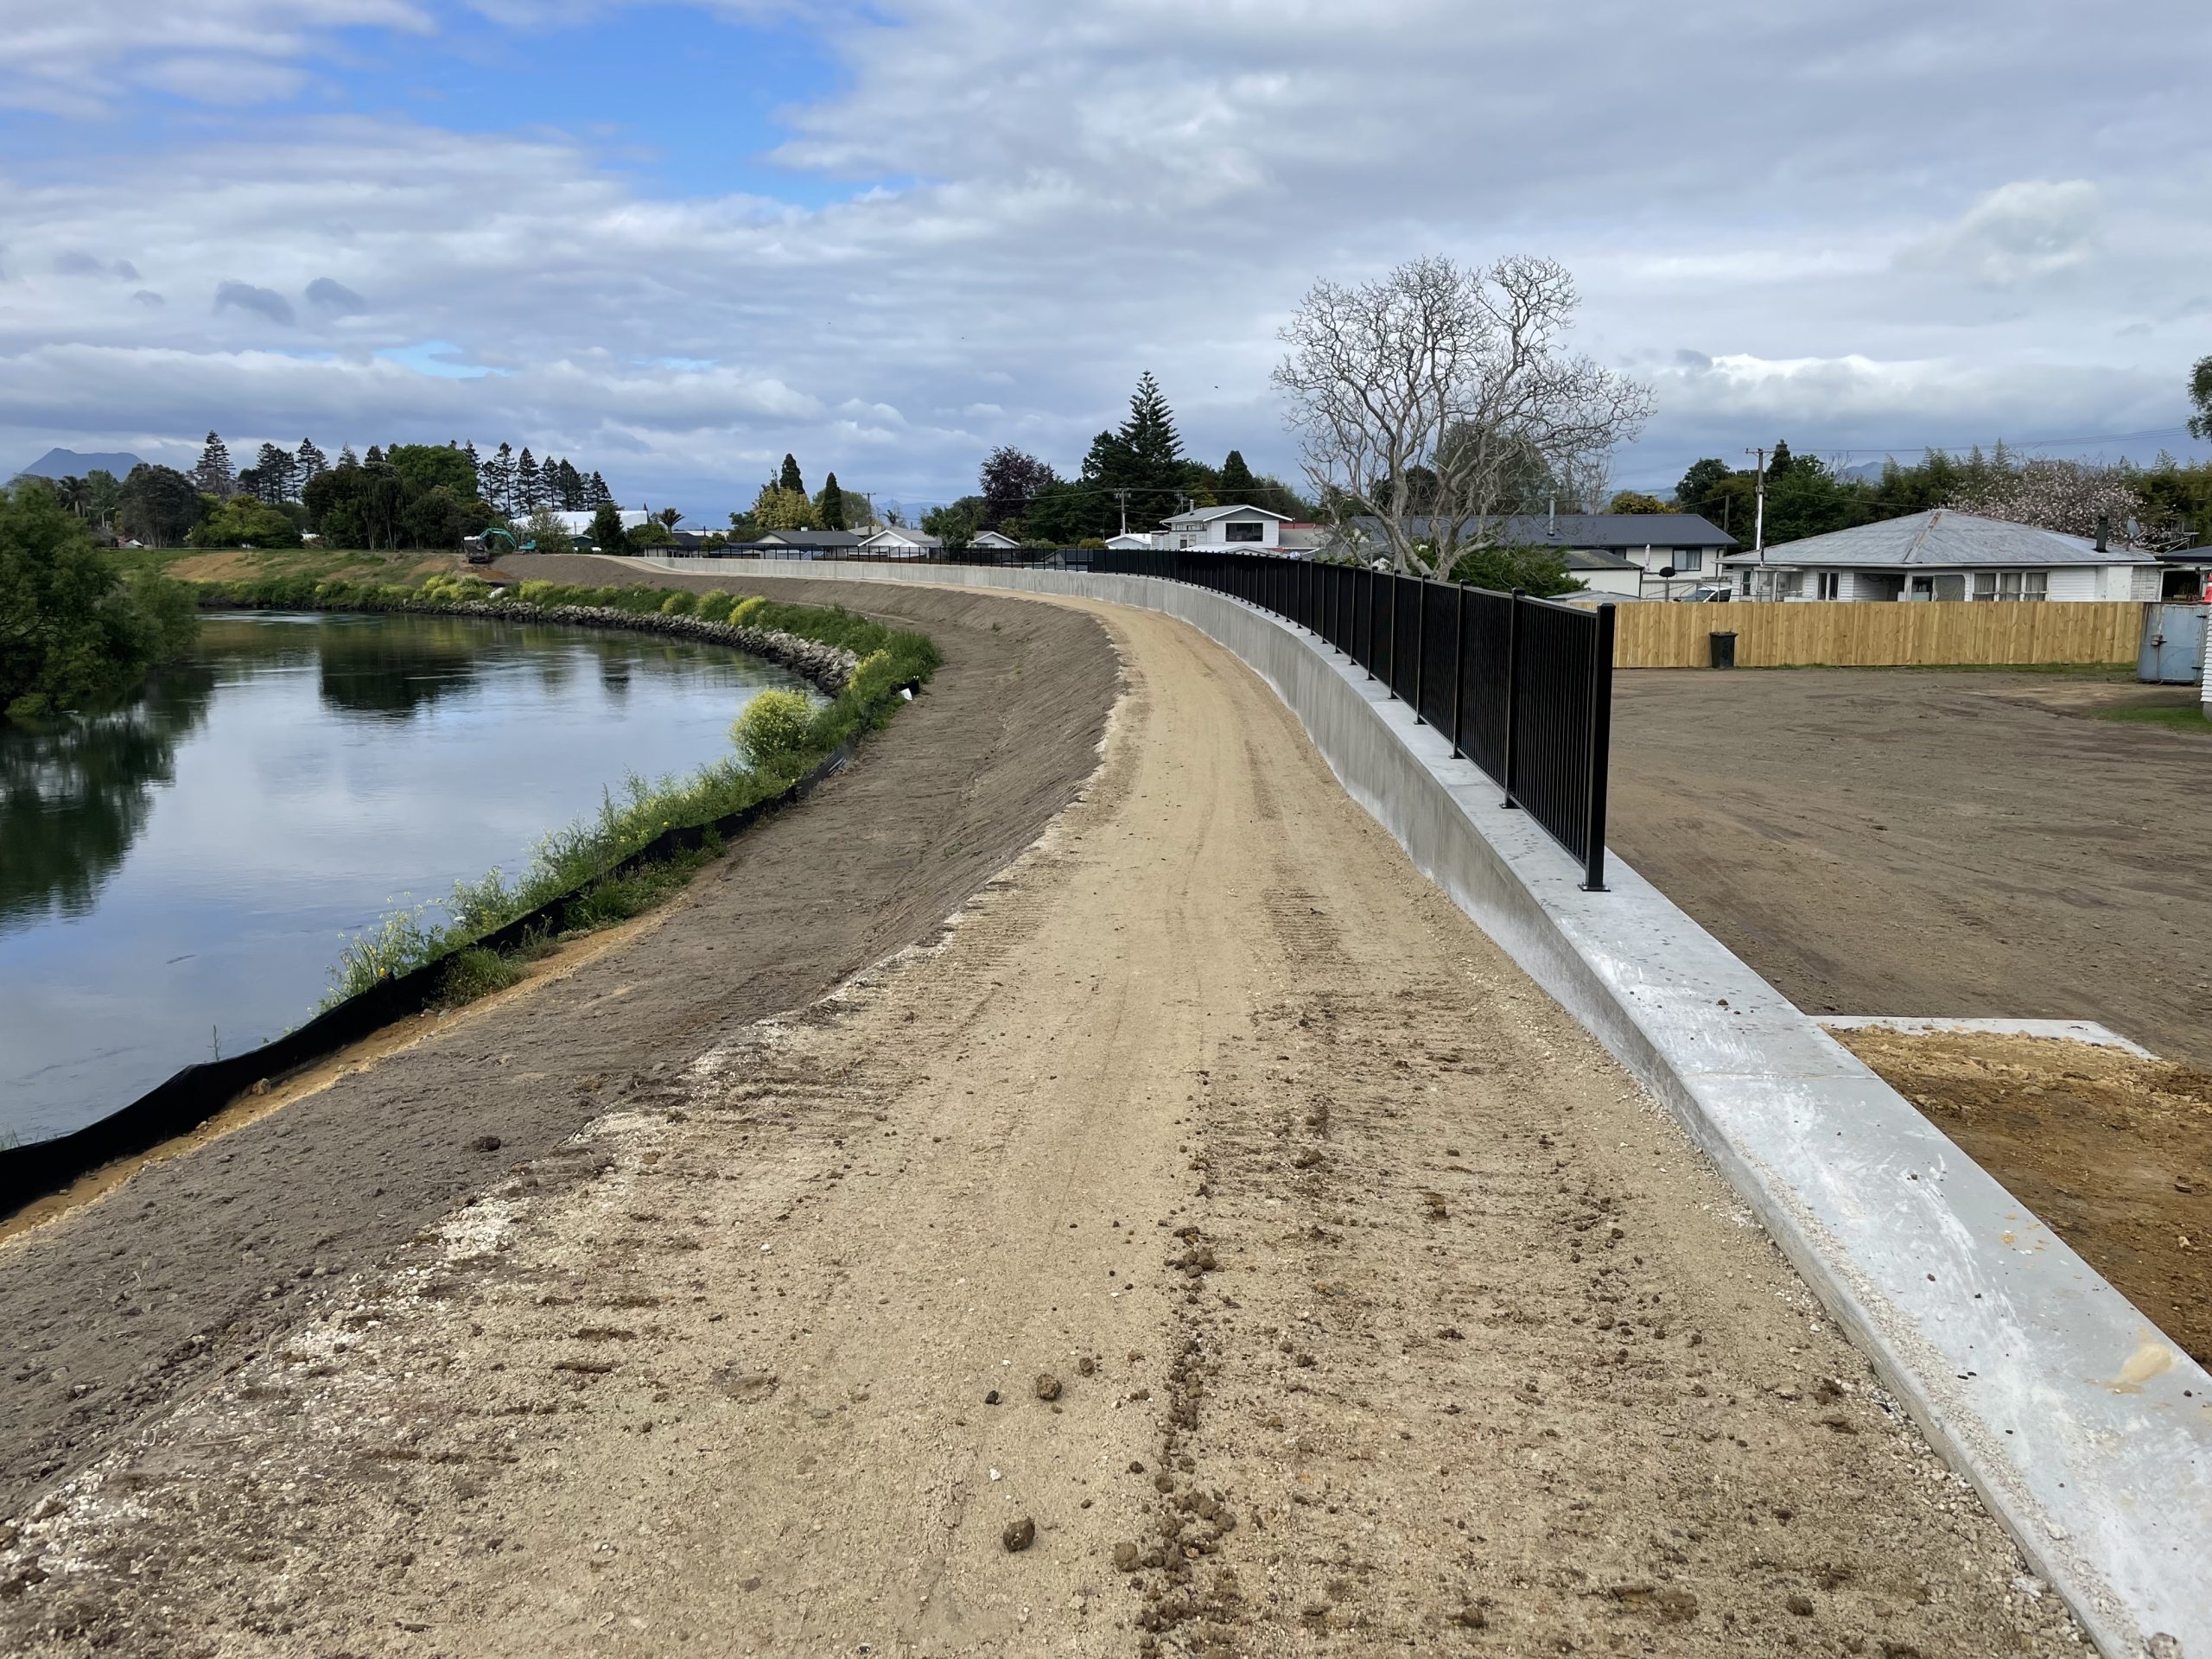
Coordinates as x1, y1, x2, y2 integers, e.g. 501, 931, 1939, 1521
2159, 546, 2212, 563
1164, 504, 1294, 525
1562, 547, 1639, 572
1352, 512, 1737, 550
1718, 510, 2158, 569
756, 528, 866, 548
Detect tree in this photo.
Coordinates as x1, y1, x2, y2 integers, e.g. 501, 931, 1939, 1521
338, 445, 359, 468
516, 449, 542, 512
921, 497, 985, 549
817, 472, 848, 531
83, 469, 121, 528
389, 442, 478, 503
363, 445, 385, 467
588, 503, 630, 553
657, 506, 683, 529
779, 453, 806, 498
1081, 372, 1189, 536
586, 470, 613, 509
295, 438, 327, 493
1274, 255, 1653, 575
482, 442, 516, 514
2191, 356, 2212, 443
1217, 449, 1258, 503
189, 496, 302, 550
751, 482, 817, 531
251, 442, 296, 505
191, 432, 236, 498
1021, 480, 1096, 546
117, 464, 203, 547
54, 476, 89, 518
1675, 458, 1732, 512
978, 446, 1058, 529
462, 441, 481, 490
556, 459, 586, 511
2, 482, 197, 719
1607, 490, 1669, 514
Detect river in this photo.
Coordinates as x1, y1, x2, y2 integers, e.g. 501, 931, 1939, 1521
0, 609, 816, 1146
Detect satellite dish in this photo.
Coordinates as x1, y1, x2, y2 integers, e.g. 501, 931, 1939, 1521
1659, 566, 1676, 579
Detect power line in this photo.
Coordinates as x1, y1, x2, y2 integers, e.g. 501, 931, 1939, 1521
1781, 425, 2200, 460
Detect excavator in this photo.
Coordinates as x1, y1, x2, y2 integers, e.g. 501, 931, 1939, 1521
461, 526, 531, 564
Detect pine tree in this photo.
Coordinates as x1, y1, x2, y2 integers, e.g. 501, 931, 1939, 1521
517, 448, 542, 512
462, 441, 481, 498
587, 471, 613, 508
483, 443, 515, 514
364, 444, 385, 467
193, 431, 236, 497
296, 438, 327, 492
779, 453, 805, 498
253, 441, 295, 504
556, 459, 586, 510
339, 444, 359, 468
1218, 449, 1257, 504
819, 472, 847, 531
1078, 372, 1189, 536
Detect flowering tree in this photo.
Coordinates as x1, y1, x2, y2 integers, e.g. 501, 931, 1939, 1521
1948, 456, 2190, 550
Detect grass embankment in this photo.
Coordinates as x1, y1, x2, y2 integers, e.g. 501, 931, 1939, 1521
188, 569, 940, 1013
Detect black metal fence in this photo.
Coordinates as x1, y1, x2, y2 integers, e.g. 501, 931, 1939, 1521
1092, 550, 1616, 888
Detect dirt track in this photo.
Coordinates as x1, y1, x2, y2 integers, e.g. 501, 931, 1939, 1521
0, 573, 1116, 1518
0, 584, 2081, 1657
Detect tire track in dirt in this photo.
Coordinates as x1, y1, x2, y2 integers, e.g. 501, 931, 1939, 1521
0, 594, 2087, 1658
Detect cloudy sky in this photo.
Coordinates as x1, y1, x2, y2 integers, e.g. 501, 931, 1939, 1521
3, 0, 2207, 518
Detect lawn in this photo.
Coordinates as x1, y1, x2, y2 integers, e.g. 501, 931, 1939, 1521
2096, 702, 2212, 734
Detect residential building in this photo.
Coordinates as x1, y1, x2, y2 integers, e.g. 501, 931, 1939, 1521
1718, 510, 2164, 601
969, 529, 1022, 550
546, 508, 651, 537
1159, 505, 1295, 550
1338, 512, 1736, 587
750, 529, 868, 556
856, 525, 943, 558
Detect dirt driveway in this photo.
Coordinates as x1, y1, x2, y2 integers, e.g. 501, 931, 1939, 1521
1609, 669, 2212, 1070
1, 594, 2079, 1657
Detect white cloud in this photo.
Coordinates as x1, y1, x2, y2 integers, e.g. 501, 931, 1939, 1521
3, 0, 2209, 511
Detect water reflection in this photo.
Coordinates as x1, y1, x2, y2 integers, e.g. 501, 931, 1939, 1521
0, 666, 216, 931
0, 610, 815, 1144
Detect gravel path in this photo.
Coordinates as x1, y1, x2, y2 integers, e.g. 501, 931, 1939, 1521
0, 588, 2084, 1657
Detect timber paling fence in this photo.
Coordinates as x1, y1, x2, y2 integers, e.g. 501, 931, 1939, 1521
0, 738, 859, 1221
1093, 550, 1617, 891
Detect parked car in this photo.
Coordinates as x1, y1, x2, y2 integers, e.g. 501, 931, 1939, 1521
1675, 584, 1732, 602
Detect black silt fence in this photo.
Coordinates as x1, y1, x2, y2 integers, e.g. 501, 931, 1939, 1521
0, 739, 861, 1221
1092, 550, 1615, 887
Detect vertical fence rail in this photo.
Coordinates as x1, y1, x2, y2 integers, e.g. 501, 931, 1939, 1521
1090, 550, 1616, 878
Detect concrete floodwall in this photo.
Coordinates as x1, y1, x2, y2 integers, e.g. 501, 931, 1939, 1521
640, 552, 2209, 1659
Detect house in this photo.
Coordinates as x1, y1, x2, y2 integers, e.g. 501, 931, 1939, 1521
856, 524, 942, 558
1103, 531, 1155, 551
546, 508, 652, 537
969, 529, 1022, 550
750, 529, 868, 556
1717, 510, 2164, 601
2155, 548, 2212, 602
1159, 505, 1295, 550
1344, 512, 1738, 587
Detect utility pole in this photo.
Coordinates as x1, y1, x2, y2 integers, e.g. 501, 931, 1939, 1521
1745, 446, 1770, 598
1115, 489, 1128, 537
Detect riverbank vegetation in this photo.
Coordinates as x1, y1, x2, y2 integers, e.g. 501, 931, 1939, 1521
279, 575, 938, 1009
3, 480, 199, 721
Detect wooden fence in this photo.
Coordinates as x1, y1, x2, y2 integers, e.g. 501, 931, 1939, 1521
1611, 600, 2145, 669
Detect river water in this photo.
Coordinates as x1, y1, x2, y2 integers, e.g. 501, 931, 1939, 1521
0, 610, 815, 1146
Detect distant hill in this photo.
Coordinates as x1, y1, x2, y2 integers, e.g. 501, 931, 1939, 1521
11, 448, 147, 482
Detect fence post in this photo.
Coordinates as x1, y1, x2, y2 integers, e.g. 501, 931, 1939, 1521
1449, 583, 1465, 758
1580, 604, 1616, 892
1412, 579, 1428, 723
1501, 588, 1524, 809
1364, 569, 1377, 679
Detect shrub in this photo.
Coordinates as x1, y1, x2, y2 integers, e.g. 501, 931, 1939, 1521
437, 946, 528, 1007
659, 591, 697, 616
730, 688, 814, 771
694, 591, 735, 623
730, 595, 769, 626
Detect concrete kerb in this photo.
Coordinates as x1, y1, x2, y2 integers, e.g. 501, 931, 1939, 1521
641, 554, 2209, 1659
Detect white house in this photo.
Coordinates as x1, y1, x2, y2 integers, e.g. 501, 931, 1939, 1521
546, 508, 651, 537
1719, 509, 2164, 602
1158, 505, 1294, 550
856, 525, 942, 558
1103, 531, 1155, 550
969, 529, 1022, 550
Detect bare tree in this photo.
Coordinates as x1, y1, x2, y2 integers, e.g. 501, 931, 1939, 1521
1274, 255, 1653, 575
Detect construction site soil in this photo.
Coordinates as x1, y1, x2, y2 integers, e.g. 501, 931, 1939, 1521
0, 569, 2083, 1657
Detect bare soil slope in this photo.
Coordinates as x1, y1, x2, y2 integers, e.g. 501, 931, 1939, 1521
0, 597, 2079, 1658
0, 574, 1116, 1516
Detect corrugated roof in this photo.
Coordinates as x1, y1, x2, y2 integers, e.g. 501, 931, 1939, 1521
1351, 512, 1738, 550
1717, 510, 2158, 569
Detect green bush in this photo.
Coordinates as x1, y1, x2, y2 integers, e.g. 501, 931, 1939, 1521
694, 591, 735, 623
437, 946, 528, 1007
730, 688, 814, 771
659, 590, 697, 616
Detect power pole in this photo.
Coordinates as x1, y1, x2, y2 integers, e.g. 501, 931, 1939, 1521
1745, 446, 1770, 597
1114, 489, 1128, 536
